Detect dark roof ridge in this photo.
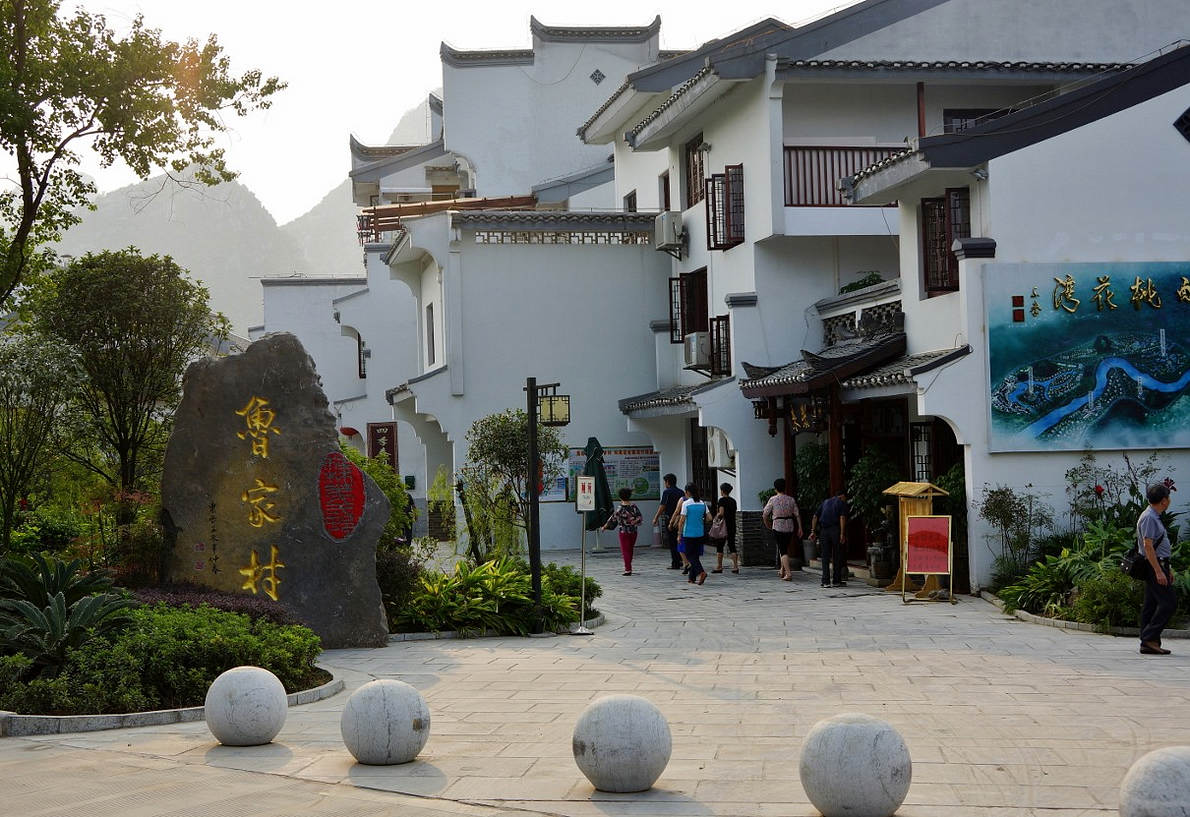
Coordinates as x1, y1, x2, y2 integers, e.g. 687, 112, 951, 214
530, 15, 661, 43
440, 42, 535, 68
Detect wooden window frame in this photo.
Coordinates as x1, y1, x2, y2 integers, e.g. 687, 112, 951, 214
659, 170, 671, 211
709, 313, 731, 376
668, 268, 708, 343
921, 187, 970, 296
706, 164, 744, 250
684, 133, 705, 209
623, 190, 637, 213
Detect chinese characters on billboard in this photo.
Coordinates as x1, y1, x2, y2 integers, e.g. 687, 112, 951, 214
984, 262, 1190, 451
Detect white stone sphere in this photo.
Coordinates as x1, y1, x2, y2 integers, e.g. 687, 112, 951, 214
1120, 746, 1190, 817
572, 694, 672, 792
340, 679, 431, 765
799, 713, 912, 817
204, 666, 288, 746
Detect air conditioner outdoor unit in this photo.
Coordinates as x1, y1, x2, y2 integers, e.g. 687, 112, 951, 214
655, 211, 683, 251
684, 331, 710, 368
706, 428, 736, 469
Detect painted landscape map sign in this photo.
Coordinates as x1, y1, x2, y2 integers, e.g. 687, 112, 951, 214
540, 446, 660, 502
985, 262, 1190, 451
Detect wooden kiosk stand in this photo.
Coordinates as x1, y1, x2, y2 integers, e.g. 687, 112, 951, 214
881, 482, 956, 603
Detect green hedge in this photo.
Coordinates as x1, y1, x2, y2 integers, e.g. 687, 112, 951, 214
0, 603, 324, 715
396, 557, 599, 636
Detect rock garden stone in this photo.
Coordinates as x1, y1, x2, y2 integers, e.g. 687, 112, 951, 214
161, 332, 389, 648
204, 666, 287, 746
1119, 745, 1190, 817
572, 694, 671, 792
799, 713, 911, 817
340, 680, 430, 765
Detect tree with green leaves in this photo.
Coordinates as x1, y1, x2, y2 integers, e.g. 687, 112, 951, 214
0, 333, 78, 551
458, 409, 567, 561
0, 0, 284, 306
339, 442, 415, 545
24, 249, 228, 530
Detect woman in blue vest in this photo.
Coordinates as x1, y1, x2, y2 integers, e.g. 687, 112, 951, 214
676, 482, 712, 585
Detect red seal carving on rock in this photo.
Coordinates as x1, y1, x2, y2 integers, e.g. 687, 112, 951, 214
319, 452, 365, 540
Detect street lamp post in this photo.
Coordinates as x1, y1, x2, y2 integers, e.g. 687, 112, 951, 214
524, 377, 569, 634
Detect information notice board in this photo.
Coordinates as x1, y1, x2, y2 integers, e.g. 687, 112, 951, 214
905, 515, 952, 575
539, 446, 660, 503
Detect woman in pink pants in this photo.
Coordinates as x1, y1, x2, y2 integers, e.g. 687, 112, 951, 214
604, 487, 644, 575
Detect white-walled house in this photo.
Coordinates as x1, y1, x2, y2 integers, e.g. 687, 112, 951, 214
581, 0, 1190, 580
383, 210, 670, 547
259, 17, 680, 536
845, 43, 1190, 587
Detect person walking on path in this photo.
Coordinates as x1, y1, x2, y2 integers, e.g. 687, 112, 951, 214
812, 490, 850, 587
762, 478, 801, 580
711, 483, 739, 574
1137, 483, 1177, 655
604, 487, 644, 576
653, 473, 686, 571
676, 483, 711, 585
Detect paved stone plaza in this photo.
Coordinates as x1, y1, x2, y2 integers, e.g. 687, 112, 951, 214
2, 546, 1189, 816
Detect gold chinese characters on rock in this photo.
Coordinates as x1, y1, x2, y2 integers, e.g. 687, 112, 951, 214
232, 395, 286, 600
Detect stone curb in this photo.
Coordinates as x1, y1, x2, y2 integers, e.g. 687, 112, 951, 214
980, 591, 1190, 639
0, 667, 344, 738
388, 613, 606, 642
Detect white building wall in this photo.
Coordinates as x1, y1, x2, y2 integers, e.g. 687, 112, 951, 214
400, 215, 671, 549
910, 82, 1190, 587
443, 37, 658, 198
260, 280, 367, 405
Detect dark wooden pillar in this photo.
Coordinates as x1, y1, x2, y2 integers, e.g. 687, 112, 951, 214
916, 82, 927, 137
828, 386, 844, 494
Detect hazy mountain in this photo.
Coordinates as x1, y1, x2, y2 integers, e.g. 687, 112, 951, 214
53, 95, 438, 334
55, 176, 302, 334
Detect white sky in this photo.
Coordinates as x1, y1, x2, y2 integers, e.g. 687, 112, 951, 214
73, 0, 861, 224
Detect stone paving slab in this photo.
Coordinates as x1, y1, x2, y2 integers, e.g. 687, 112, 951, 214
2, 545, 1189, 816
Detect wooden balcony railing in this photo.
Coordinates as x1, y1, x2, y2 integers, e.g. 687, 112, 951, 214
784, 146, 902, 207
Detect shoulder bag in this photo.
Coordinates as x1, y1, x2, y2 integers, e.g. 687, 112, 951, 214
709, 515, 728, 540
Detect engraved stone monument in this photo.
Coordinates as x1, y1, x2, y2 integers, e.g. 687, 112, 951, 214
161, 332, 389, 648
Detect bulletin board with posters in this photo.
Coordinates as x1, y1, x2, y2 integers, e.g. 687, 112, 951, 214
903, 515, 955, 604
539, 446, 660, 503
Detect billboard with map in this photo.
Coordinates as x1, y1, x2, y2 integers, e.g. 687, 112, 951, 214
984, 262, 1190, 452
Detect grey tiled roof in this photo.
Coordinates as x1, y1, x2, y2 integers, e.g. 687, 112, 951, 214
739, 331, 901, 390
618, 384, 702, 414
840, 346, 971, 389
626, 66, 714, 140
531, 15, 661, 43
778, 58, 1129, 73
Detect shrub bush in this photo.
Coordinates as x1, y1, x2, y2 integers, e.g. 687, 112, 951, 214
375, 547, 425, 630
396, 557, 589, 636
0, 603, 324, 715
1068, 568, 1144, 631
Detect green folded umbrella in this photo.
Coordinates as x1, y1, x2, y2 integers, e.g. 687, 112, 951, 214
581, 436, 614, 532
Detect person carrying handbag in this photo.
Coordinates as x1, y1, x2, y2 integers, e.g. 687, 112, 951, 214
710, 482, 738, 574
604, 487, 644, 576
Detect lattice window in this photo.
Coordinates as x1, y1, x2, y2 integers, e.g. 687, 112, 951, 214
356, 333, 367, 379
910, 422, 933, 482
709, 314, 731, 376
684, 133, 705, 208
669, 269, 708, 344
943, 108, 1003, 133
921, 187, 969, 296
822, 314, 856, 346
473, 230, 650, 245
705, 165, 744, 250
859, 301, 903, 333
623, 190, 637, 213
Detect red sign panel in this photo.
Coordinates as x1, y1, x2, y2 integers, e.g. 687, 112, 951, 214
367, 422, 398, 473
319, 452, 365, 540
906, 515, 951, 574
